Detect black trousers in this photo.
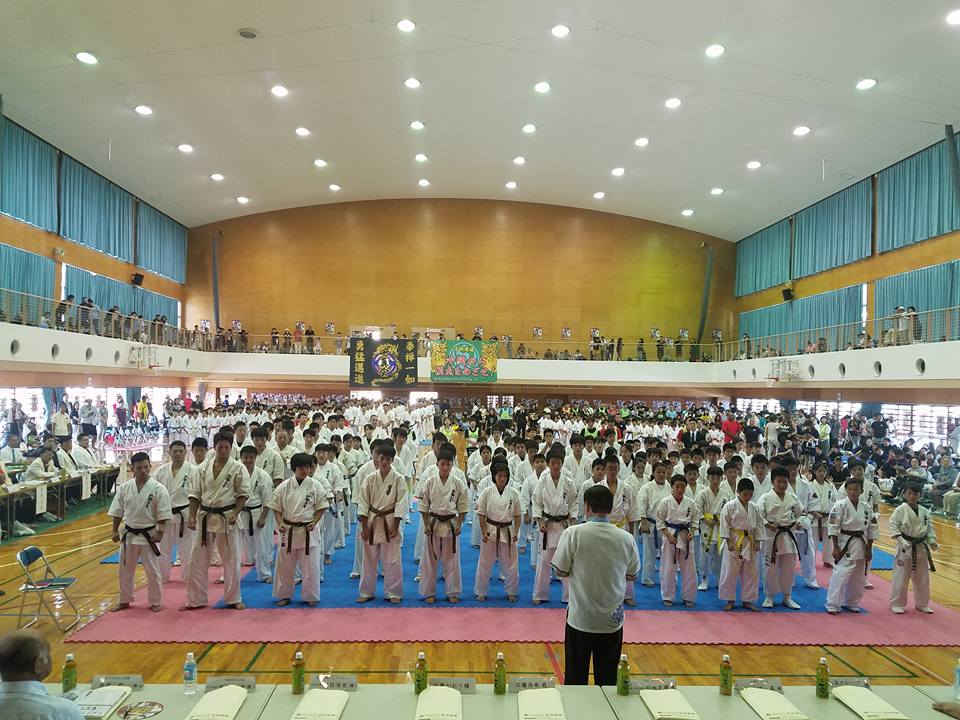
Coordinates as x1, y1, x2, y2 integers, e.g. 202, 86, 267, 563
564, 623, 623, 686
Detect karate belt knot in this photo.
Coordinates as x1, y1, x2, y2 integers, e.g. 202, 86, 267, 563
368, 505, 396, 545
171, 504, 189, 538
199, 504, 234, 545
283, 519, 312, 554
702, 513, 720, 550
242, 504, 262, 536
644, 517, 661, 550
541, 514, 569, 550
487, 520, 514, 557
428, 513, 458, 559
733, 530, 756, 559
666, 522, 692, 559
899, 533, 936, 573
768, 524, 803, 565
122, 525, 161, 559
837, 529, 865, 560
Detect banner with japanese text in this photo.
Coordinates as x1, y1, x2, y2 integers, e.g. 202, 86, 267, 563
430, 339, 498, 383
349, 337, 419, 388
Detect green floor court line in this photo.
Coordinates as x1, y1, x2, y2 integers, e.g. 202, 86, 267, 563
867, 646, 920, 678
196, 643, 216, 664
244, 643, 268, 672
819, 645, 864, 676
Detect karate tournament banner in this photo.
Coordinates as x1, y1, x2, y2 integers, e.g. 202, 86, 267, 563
349, 337, 419, 388
430, 339, 498, 383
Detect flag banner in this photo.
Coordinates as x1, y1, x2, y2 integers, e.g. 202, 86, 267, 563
349, 338, 419, 388
430, 340, 498, 383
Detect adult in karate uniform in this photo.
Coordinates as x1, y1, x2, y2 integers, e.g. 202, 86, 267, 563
155, 440, 198, 582
888, 482, 938, 614
475, 461, 522, 601
356, 444, 407, 603
109, 452, 172, 611
239, 445, 275, 582
269, 452, 328, 605
718, 478, 763, 612
656, 475, 700, 606
419, 448, 469, 602
531, 450, 578, 604
183, 433, 250, 610
825, 478, 878, 614
758, 468, 805, 609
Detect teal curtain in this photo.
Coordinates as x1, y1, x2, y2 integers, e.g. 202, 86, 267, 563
738, 303, 792, 353
734, 219, 790, 296
874, 261, 959, 341
0, 117, 58, 232
793, 179, 872, 278
134, 287, 178, 324
877, 136, 960, 253
739, 285, 862, 353
65, 265, 179, 326
136, 201, 187, 283
59, 156, 134, 261
787, 285, 862, 331
0, 241, 55, 298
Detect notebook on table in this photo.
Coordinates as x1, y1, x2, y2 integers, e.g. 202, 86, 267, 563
291, 688, 350, 720
740, 688, 808, 720
185, 685, 248, 720
415, 686, 462, 720
518, 687, 566, 720
831, 686, 908, 720
638, 688, 700, 720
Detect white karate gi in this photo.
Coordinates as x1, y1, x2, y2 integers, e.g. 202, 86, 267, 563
419, 471, 469, 599
314, 461, 346, 557
531, 471, 577, 602
109, 478, 172, 607
655, 494, 700, 603
808, 479, 837, 566
517, 462, 539, 562
757, 490, 804, 600
155, 461, 198, 582
475, 484, 522, 598
718, 497, 763, 603
601, 478, 641, 600
240, 465, 275, 581
787, 478, 818, 587
888, 503, 938, 611
256, 447, 286, 485
825, 497, 878, 612
695, 484, 733, 588
352, 460, 377, 575
357, 467, 407, 600
636, 480, 671, 585
269, 476, 328, 603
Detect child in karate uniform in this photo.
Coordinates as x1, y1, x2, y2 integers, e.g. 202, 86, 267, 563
850, 461, 881, 590
601, 455, 640, 604
357, 444, 407, 603
825, 478, 878, 614
475, 461, 522, 601
239, 445, 275, 583
808, 462, 837, 568
637, 462, 671, 586
695, 466, 731, 591
269, 452, 327, 606
419, 448, 469, 603
888, 482, 938, 614
759, 467, 805, 609
520, 452, 546, 569
718, 478, 763, 612
655, 475, 700, 607
531, 450, 578, 604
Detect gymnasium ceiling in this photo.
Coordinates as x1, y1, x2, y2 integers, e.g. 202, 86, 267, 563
2, 1, 959, 240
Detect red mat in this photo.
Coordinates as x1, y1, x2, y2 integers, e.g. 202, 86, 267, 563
70, 568, 960, 647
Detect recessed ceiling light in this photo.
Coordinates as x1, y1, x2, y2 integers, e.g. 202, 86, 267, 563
329, 184, 341, 192
404, 77, 421, 89
134, 105, 152, 116
210, 173, 224, 182
534, 81, 551, 94
414, 153, 428, 162
237, 28, 258, 40
855, 78, 877, 90
551, 24, 570, 38
793, 125, 811, 136
270, 85, 288, 97
611, 167, 625, 177
681, 208, 694, 217
313, 159, 327, 168
177, 144, 194, 154
664, 97, 682, 109
418, 179, 430, 187
295, 127, 310, 137
522, 123, 537, 134
410, 120, 425, 130
505, 181, 517, 190
593, 191, 605, 200
75, 51, 98, 65
746, 160, 763, 170
705, 44, 725, 58
236, 196, 249, 204
710, 187, 724, 195
397, 19, 416, 32
947, 9, 960, 24
634, 137, 650, 147
513, 156, 526, 165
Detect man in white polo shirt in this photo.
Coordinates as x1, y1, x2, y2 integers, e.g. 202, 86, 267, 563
552, 484, 640, 686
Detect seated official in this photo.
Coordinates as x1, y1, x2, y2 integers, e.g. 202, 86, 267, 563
0, 629, 84, 720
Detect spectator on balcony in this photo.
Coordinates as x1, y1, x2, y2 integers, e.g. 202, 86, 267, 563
656, 336, 665, 361
907, 306, 922, 343
574, 349, 585, 360
270, 328, 280, 352
282, 328, 292, 353
817, 337, 828, 353
505, 334, 513, 359
517, 343, 527, 359
293, 324, 303, 353
635, 338, 646, 361
616, 337, 623, 361
894, 306, 909, 345
305, 325, 315, 353
804, 340, 816, 354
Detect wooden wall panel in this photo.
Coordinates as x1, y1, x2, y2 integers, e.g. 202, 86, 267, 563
185, 199, 737, 345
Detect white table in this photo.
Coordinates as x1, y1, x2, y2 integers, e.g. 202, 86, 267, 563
46, 683, 277, 719
914, 685, 958, 703
262, 683, 613, 720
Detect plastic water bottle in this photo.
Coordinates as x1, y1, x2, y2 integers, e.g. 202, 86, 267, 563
616, 654, 631, 696
493, 652, 507, 696
414, 652, 429, 695
816, 657, 830, 699
719, 654, 733, 696
292, 651, 306, 695
183, 652, 198, 695
61, 654, 77, 693
954, 657, 960, 700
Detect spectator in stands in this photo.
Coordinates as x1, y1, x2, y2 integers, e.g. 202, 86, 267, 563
54, 294, 74, 331
894, 306, 909, 345
907, 306, 922, 343
741, 333, 752, 359
636, 338, 646, 361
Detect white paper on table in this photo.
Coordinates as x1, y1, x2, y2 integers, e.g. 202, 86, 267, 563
415, 686, 462, 720
639, 688, 701, 720
185, 684, 248, 720
81, 472, 92, 500
518, 687, 566, 720
35, 485, 47, 514
292, 688, 349, 720
72, 684, 131, 719
831, 686, 908, 720
740, 688, 808, 720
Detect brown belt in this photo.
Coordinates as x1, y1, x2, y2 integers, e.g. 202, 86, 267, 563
368, 505, 397, 545
123, 525, 161, 558
283, 519, 312, 554
488, 519, 514, 557
428, 512, 458, 559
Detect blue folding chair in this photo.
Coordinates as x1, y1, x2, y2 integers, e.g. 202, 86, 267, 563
16, 546, 80, 631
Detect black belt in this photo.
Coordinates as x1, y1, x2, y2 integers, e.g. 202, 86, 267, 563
123, 525, 161, 558
899, 532, 936, 574
199, 504, 233, 545
837, 529, 865, 560
541, 513, 568, 550
368, 505, 397, 545
242, 504, 262, 536
283, 519, 312, 554
768, 523, 803, 564
172, 504, 189, 538
666, 522, 692, 559
815, 515, 825, 543
428, 512, 458, 559
488, 519, 514, 557
645, 517, 661, 550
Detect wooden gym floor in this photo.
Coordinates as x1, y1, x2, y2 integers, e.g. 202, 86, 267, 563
1, 505, 957, 687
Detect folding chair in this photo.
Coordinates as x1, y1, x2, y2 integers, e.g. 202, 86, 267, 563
16, 546, 80, 631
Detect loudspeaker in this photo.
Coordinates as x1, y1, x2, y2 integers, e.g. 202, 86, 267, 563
782, 287, 794, 301
132, 273, 145, 287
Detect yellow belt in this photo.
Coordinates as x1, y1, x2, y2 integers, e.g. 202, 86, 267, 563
733, 529, 756, 558
703, 513, 720, 549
